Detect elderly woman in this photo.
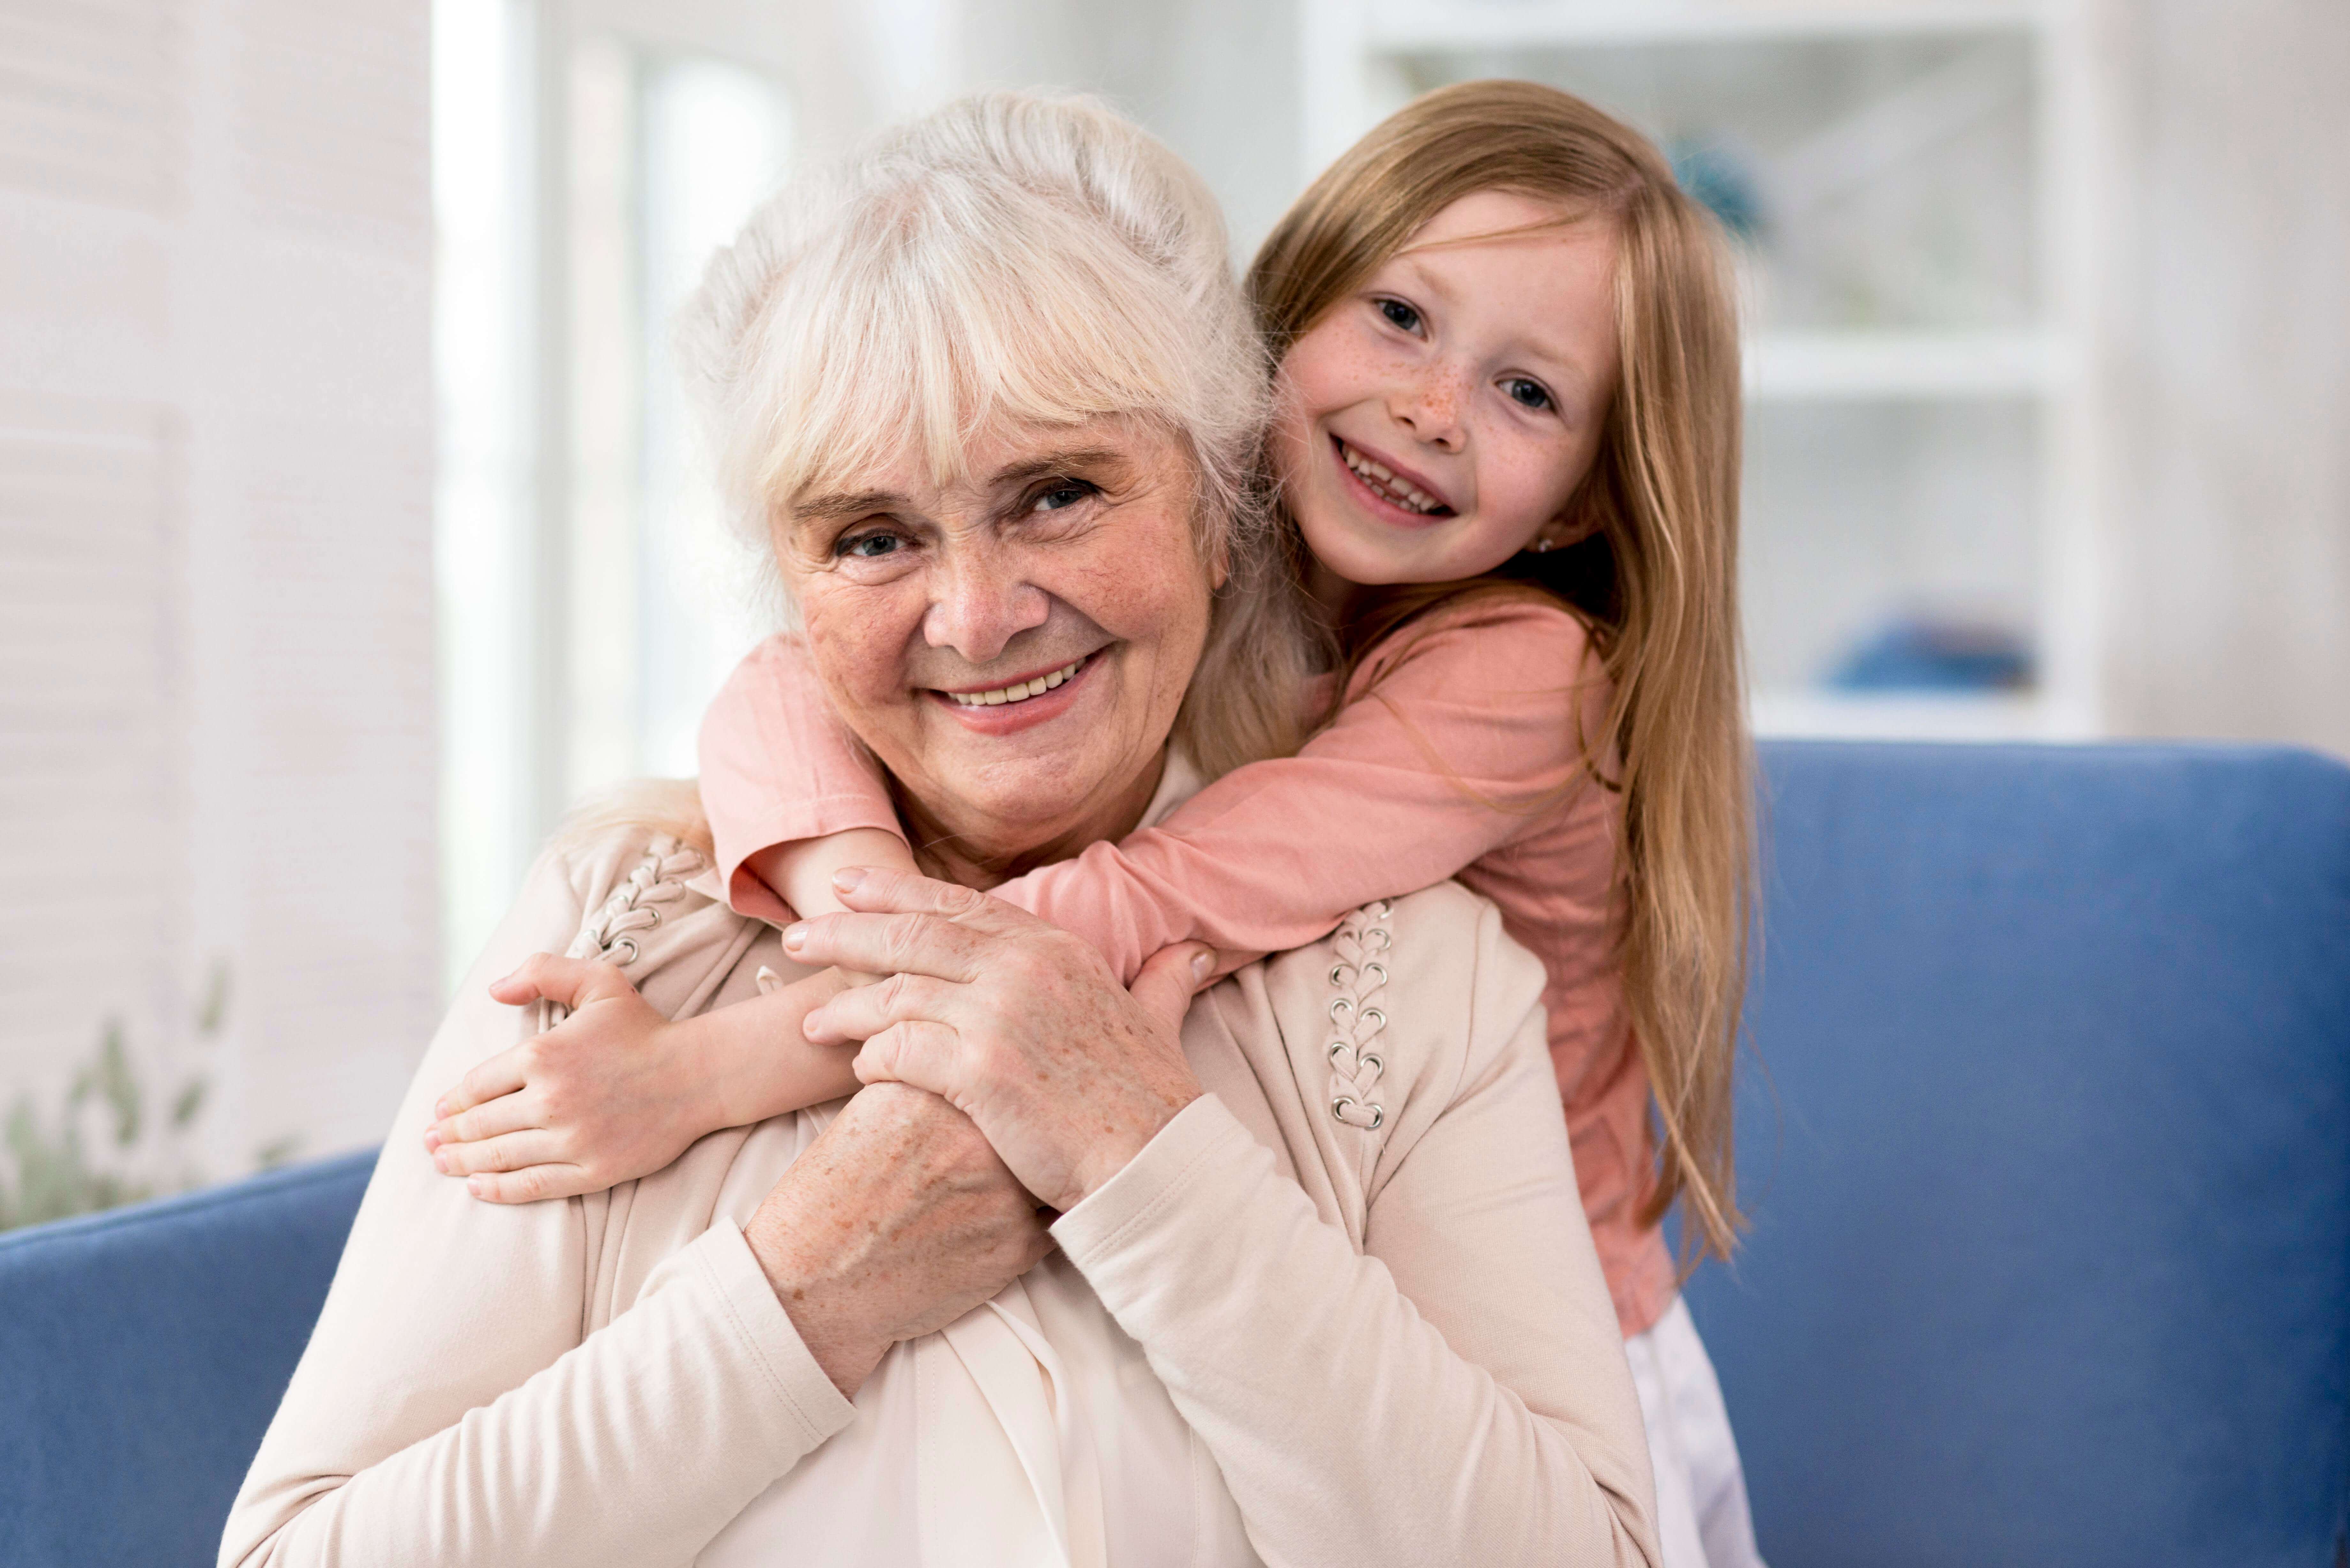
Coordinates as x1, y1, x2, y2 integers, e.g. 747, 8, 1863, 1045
223, 95, 1657, 1568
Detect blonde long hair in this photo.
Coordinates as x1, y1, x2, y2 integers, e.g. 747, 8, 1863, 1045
1250, 80, 1754, 1260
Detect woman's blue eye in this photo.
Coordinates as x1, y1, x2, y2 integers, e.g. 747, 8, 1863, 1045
1504, 377, 1553, 411
1034, 481, 1096, 512
839, 532, 901, 559
1377, 298, 1421, 333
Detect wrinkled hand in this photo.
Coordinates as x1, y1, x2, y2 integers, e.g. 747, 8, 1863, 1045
744, 1082, 1053, 1396
788, 867, 1212, 1214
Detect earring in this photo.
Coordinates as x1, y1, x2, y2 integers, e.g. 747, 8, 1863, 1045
1528, 537, 1555, 554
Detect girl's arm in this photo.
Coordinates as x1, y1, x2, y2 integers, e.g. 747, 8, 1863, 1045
996, 597, 1610, 981
424, 966, 859, 1204
698, 634, 909, 926
435, 602, 1598, 1206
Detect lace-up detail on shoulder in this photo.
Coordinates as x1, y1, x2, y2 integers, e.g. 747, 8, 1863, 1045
1324, 900, 1393, 1133
539, 836, 707, 1031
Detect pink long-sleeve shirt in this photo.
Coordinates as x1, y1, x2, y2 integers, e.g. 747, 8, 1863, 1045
697, 597, 1675, 1336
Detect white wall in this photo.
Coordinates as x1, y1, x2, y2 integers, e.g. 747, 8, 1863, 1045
2100, 0, 2350, 757
0, 0, 436, 1189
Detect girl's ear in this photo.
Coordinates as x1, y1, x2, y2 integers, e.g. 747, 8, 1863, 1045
1528, 507, 1605, 556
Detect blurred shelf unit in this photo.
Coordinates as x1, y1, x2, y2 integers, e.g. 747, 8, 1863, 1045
1302, 0, 2104, 742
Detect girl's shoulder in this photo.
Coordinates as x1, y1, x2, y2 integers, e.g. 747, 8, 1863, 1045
1350, 589, 1607, 697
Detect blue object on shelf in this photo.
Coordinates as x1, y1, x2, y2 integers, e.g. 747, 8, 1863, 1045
1669, 137, 1765, 241
1828, 616, 2033, 692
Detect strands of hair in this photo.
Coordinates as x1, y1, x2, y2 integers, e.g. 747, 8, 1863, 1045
1249, 79, 1756, 1265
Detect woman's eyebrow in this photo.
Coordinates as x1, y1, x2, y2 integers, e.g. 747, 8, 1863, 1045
991, 446, 1130, 489
792, 489, 899, 524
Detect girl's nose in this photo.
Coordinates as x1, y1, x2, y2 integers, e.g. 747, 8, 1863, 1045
1388, 364, 1468, 450
921, 544, 1051, 665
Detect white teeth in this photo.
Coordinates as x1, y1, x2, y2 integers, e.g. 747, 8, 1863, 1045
1339, 440, 1443, 514
948, 657, 1086, 708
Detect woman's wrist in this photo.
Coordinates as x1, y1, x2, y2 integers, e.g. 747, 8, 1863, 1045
1065, 1081, 1201, 1208
742, 1203, 890, 1397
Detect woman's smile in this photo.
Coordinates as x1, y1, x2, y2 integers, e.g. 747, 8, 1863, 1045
928, 647, 1107, 733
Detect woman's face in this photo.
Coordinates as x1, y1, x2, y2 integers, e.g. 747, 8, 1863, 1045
1270, 190, 1621, 601
773, 416, 1216, 880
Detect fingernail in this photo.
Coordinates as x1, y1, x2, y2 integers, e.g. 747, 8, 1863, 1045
434, 1151, 452, 1174
832, 866, 867, 893
466, 1176, 485, 1198
432, 1097, 448, 1118
782, 923, 807, 953
422, 1126, 442, 1151
1191, 950, 1215, 983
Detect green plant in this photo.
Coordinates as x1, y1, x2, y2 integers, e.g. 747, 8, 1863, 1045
0, 964, 228, 1234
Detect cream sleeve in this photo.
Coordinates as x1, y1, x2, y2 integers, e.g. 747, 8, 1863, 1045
219, 851, 856, 1568
1050, 898, 1659, 1568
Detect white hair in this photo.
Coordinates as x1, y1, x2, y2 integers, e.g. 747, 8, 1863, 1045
674, 91, 1308, 778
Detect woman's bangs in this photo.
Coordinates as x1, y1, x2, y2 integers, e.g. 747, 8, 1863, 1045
748, 192, 1198, 507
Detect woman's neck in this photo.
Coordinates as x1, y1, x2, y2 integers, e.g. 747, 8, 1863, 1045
893, 748, 1169, 891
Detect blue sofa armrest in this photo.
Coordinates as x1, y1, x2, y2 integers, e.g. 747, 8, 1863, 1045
0, 1149, 375, 1568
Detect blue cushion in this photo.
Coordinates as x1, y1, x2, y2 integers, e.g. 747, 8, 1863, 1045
0, 1149, 374, 1568
1686, 742, 2350, 1567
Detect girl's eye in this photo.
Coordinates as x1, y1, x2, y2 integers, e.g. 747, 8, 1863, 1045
1376, 298, 1422, 334
1503, 377, 1554, 412
837, 531, 904, 560
1031, 480, 1098, 513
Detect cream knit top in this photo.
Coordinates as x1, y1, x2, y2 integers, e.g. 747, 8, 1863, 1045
220, 774, 1658, 1568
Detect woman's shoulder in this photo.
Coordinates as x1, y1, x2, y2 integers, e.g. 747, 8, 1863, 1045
527, 788, 760, 1017
1208, 885, 1551, 1216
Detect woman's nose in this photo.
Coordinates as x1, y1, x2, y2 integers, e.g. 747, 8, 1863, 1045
921, 548, 1051, 665
1388, 365, 1468, 450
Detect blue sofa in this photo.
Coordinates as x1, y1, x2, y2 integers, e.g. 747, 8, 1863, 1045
4, 742, 2346, 1566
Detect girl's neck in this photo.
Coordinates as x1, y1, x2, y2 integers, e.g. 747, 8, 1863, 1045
1305, 555, 1366, 629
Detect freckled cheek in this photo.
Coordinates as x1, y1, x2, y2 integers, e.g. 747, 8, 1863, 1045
800, 581, 924, 721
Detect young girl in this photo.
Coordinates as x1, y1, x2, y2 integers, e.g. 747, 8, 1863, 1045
432, 80, 1763, 1567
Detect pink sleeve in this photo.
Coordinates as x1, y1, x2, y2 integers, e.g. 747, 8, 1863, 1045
697, 634, 904, 923
995, 600, 1610, 983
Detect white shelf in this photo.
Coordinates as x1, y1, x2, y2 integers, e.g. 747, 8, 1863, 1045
1743, 330, 2072, 401
1750, 687, 2066, 741
1365, 0, 2045, 51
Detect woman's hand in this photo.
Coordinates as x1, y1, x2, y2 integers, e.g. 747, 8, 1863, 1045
744, 1082, 1054, 1396
788, 867, 1214, 1214
428, 957, 856, 1202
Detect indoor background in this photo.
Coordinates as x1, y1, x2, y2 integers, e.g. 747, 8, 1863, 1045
2, 0, 2343, 1225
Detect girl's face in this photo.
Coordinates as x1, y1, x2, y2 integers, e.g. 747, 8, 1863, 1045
1270, 190, 1622, 604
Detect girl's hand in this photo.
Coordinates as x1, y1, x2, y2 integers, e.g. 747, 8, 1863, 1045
426, 955, 726, 1204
